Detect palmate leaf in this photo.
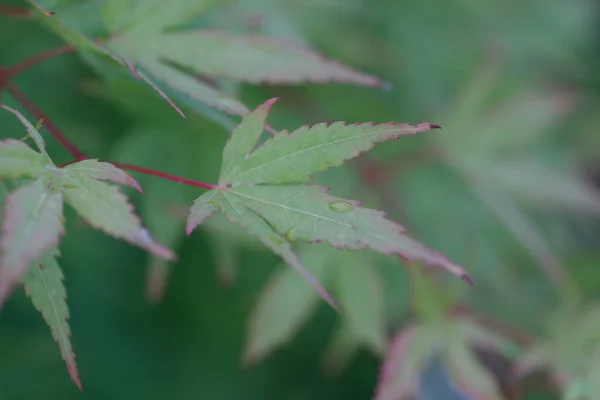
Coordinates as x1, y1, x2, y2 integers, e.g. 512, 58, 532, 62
0, 177, 64, 306
105, 23, 383, 115
223, 121, 438, 185
375, 317, 513, 400
435, 68, 600, 284
514, 303, 600, 399
23, 251, 81, 391
28, 0, 383, 117
187, 99, 469, 306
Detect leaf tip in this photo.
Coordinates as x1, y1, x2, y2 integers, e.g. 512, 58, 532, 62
71, 372, 82, 391
461, 273, 475, 286
131, 181, 143, 194
132, 228, 177, 261
262, 97, 279, 111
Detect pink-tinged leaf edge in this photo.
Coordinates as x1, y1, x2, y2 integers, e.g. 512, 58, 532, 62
68, 183, 175, 261
374, 326, 418, 400
186, 192, 221, 235
0, 182, 64, 308
185, 30, 389, 88
269, 184, 470, 283
65, 159, 143, 193
25, 260, 82, 391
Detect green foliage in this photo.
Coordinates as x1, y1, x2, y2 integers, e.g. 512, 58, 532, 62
23, 251, 80, 390
1, 0, 600, 398
0, 177, 64, 302
187, 98, 468, 308
30, 0, 383, 118
0, 109, 172, 388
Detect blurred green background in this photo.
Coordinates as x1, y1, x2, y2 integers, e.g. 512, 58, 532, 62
1, 0, 600, 399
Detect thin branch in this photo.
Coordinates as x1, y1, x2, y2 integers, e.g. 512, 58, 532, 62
4, 81, 88, 161
4, 45, 76, 78
0, 5, 31, 18
111, 163, 216, 190
4, 82, 217, 189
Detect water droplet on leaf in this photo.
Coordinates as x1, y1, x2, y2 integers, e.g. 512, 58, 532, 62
328, 200, 354, 213
285, 227, 298, 243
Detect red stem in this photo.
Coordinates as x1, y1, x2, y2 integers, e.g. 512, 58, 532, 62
5, 82, 88, 160
0, 5, 30, 18
3, 82, 216, 190
111, 163, 216, 190
4, 45, 76, 78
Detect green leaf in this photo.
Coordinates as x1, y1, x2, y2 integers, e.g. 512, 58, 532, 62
102, 0, 219, 33
445, 341, 505, 400
227, 185, 468, 280
225, 120, 439, 185
0, 178, 64, 306
219, 98, 277, 180
23, 251, 81, 391
220, 192, 337, 308
0, 139, 47, 180
243, 256, 331, 366
133, 60, 248, 117
63, 159, 142, 192
185, 189, 221, 235
64, 176, 174, 260
27, 0, 116, 59
101, 6, 382, 116
113, 30, 384, 85
335, 256, 386, 354
101, 0, 136, 32
1, 105, 50, 158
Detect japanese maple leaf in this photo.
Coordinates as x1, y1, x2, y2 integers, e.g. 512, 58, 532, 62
0, 105, 177, 389
28, 0, 386, 118
514, 303, 600, 400
0, 105, 173, 307
375, 313, 518, 400
186, 98, 470, 308
432, 65, 600, 285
